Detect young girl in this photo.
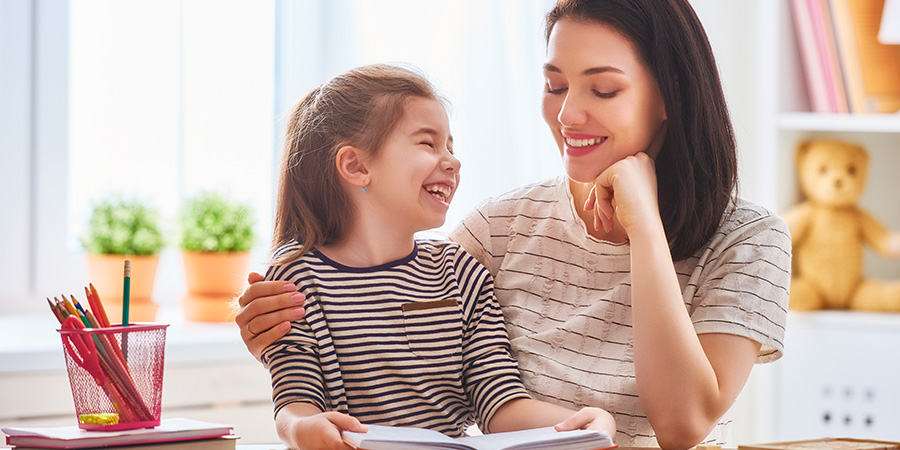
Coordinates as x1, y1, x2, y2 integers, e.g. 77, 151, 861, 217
237, 2, 790, 448
262, 64, 615, 450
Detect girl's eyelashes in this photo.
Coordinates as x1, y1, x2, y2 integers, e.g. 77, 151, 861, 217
420, 141, 454, 155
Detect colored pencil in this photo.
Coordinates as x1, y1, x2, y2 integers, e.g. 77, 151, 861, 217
89, 283, 112, 327
122, 260, 131, 327
47, 298, 64, 323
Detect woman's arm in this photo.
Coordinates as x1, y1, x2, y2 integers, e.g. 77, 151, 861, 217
630, 222, 759, 448
234, 272, 304, 360
588, 153, 763, 449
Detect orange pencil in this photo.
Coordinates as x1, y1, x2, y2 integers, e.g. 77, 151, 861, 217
89, 283, 112, 328
61, 296, 78, 316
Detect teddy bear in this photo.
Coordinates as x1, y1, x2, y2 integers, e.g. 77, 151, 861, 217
782, 138, 900, 312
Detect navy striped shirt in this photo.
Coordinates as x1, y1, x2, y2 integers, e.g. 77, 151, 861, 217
262, 239, 530, 437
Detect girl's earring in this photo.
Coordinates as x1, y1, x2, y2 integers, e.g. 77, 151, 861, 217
361, 187, 368, 193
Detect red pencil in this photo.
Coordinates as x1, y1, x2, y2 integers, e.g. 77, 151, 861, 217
85, 286, 107, 327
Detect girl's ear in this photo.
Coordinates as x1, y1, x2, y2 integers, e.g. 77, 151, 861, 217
335, 145, 370, 188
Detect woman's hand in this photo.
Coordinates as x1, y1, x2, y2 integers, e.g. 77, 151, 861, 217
277, 403, 367, 450
553, 407, 617, 437
234, 272, 305, 361
583, 152, 661, 238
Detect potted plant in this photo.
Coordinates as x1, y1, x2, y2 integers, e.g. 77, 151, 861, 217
178, 191, 256, 322
81, 195, 165, 323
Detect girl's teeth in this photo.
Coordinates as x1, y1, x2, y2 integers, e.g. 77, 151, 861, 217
565, 137, 605, 147
425, 185, 451, 202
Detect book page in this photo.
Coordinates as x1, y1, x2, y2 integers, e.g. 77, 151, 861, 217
456, 427, 613, 450
342, 425, 466, 450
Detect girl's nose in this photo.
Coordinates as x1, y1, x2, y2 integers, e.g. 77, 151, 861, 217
442, 153, 461, 173
557, 92, 588, 127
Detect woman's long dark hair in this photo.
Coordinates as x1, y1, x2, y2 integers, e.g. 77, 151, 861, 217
546, 0, 738, 261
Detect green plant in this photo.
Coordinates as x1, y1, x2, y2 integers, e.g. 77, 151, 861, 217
81, 195, 166, 255
179, 191, 256, 252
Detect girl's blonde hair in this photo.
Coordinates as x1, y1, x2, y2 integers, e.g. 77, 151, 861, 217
272, 63, 443, 264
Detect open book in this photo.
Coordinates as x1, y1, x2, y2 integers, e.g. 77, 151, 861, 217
342, 425, 615, 450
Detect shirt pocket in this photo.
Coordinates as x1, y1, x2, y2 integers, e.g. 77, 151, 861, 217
401, 298, 463, 361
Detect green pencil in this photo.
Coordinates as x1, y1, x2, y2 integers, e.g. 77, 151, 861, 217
122, 259, 131, 361
122, 260, 131, 326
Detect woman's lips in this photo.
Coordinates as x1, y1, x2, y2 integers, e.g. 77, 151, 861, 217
564, 135, 607, 157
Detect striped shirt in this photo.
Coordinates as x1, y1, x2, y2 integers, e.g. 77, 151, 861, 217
449, 176, 791, 447
262, 240, 530, 437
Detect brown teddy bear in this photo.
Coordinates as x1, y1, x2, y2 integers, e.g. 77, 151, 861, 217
783, 138, 900, 312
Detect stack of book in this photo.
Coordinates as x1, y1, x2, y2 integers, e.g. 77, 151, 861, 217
2, 418, 237, 450
790, 0, 900, 114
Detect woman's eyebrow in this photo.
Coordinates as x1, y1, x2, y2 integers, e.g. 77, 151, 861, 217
543, 62, 624, 76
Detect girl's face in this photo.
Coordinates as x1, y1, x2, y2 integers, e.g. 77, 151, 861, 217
542, 19, 667, 183
364, 97, 460, 234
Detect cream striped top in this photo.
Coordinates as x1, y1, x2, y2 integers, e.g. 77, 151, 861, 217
450, 176, 791, 446
262, 240, 530, 437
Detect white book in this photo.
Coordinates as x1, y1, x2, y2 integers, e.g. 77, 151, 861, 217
342, 425, 615, 450
2, 418, 234, 449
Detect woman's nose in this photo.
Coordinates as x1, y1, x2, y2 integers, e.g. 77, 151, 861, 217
557, 92, 588, 127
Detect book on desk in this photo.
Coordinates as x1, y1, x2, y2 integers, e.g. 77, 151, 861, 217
2, 418, 236, 450
342, 424, 615, 450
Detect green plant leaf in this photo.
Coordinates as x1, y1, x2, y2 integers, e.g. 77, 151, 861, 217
179, 191, 257, 252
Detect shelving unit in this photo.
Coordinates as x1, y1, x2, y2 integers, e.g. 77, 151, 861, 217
753, 0, 900, 442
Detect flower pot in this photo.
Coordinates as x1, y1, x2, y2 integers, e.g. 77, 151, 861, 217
85, 254, 160, 323
180, 251, 250, 322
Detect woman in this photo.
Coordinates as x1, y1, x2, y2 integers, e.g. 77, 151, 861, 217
236, 1, 790, 448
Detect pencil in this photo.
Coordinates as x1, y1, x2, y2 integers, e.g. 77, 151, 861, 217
122, 260, 131, 327
89, 283, 112, 328
47, 298, 64, 323
61, 296, 79, 316
72, 296, 87, 315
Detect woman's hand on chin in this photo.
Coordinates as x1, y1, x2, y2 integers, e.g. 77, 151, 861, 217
584, 152, 662, 238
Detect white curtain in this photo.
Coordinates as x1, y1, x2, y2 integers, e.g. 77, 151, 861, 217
273, 0, 562, 235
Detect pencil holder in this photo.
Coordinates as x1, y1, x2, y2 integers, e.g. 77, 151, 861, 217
57, 323, 169, 431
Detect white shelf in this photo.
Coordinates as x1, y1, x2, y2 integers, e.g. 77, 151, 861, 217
778, 112, 900, 133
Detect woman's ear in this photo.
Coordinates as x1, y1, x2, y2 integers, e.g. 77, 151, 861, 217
335, 145, 370, 188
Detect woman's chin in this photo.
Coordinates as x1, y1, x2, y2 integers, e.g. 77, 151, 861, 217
562, 163, 603, 184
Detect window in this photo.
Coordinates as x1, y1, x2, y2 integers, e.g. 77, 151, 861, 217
2, 0, 570, 313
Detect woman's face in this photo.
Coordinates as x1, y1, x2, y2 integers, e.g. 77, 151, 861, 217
542, 19, 667, 183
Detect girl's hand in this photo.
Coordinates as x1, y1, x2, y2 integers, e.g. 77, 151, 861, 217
553, 407, 617, 437
288, 411, 367, 450
583, 152, 661, 238
235, 272, 305, 361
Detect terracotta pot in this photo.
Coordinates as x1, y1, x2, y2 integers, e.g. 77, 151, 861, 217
85, 254, 160, 323
181, 251, 250, 322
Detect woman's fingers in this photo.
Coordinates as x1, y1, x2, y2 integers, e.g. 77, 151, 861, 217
245, 320, 292, 362
235, 273, 304, 360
